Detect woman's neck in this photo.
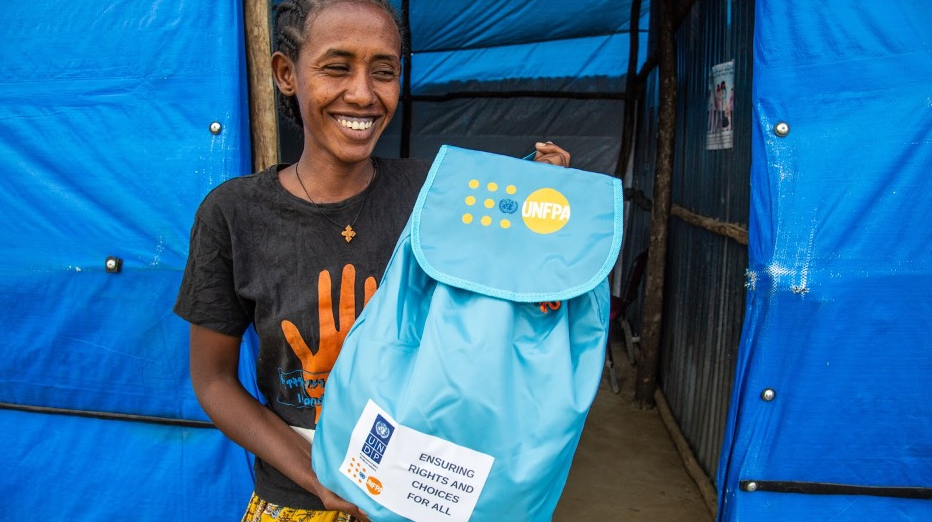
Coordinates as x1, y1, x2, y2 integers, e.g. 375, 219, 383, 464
287, 153, 376, 204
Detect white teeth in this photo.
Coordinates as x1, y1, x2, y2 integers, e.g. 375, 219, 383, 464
339, 118, 373, 130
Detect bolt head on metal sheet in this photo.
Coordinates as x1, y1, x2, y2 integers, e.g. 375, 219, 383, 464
761, 388, 776, 401
209, 121, 223, 135
774, 122, 790, 137
105, 256, 123, 273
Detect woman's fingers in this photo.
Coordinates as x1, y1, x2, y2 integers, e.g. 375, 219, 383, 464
532, 141, 571, 167
347, 508, 371, 522
318, 489, 370, 522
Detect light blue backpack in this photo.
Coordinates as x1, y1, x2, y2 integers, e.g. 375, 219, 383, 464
313, 145, 623, 522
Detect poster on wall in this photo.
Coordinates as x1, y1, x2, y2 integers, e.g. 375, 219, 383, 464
706, 60, 734, 150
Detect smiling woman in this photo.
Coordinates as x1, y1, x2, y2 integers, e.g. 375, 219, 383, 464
172, 1, 571, 521
273, 1, 402, 181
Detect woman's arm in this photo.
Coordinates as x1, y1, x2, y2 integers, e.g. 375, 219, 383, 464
189, 324, 369, 521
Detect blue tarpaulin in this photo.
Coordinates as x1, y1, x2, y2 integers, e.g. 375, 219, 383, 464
0, 1, 254, 518
405, 0, 649, 94
717, 1, 932, 520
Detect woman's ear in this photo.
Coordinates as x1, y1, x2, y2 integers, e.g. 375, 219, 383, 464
271, 51, 296, 95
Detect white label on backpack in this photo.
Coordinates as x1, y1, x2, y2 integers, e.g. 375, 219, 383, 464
339, 400, 494, 522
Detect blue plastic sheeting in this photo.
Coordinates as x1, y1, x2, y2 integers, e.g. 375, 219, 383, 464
392, 0, 650, 93
411, 32, 649, 95
0, 0, 251, 412
0, 0, 253, 518
717, 1, 932, 520
0, 409, 254, 519
0, 0, 252, 411
402, 0, 645, 51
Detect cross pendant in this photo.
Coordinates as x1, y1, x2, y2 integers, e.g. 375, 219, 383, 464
342, 225, 356, 243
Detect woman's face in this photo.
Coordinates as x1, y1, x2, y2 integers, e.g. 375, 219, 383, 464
290, 2, 402, 166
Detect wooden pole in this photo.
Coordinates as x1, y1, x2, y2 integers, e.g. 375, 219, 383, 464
671, 205, 749, 245
244, 0, 279, 172
655, 389, 719, 519
635, 0, 677, 409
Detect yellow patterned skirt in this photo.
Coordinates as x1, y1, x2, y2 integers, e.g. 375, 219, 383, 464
241, 492, 355, 522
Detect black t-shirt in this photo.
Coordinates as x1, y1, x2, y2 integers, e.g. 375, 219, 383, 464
174, 157, 429, 509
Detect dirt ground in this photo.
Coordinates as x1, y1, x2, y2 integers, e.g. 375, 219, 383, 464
553, 342, 714, 522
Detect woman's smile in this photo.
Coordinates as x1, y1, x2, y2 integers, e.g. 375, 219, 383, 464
335, 116, 375, 131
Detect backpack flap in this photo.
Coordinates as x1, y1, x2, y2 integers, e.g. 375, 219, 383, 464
411, 145, 623, 303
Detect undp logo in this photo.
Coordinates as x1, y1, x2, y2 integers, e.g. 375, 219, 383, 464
522, 188, 571, 234
363, 415, 395, 464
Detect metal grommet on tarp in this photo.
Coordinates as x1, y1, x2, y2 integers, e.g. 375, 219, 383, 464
105, 256, 123, 274
209, 121, 222, 135
774, 121, 790, 137
761, 388, 776, 401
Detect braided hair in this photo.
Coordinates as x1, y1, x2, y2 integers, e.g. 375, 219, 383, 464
273, 0, 406, 130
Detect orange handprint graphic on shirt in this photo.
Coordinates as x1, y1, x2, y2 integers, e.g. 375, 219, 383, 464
281, 264, 377, 423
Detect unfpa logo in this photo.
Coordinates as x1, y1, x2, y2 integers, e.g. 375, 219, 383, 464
366, 476, 384, 495
522, 188, 571, 234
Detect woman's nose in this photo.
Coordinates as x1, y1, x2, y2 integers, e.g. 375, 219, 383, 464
344, 71, 376, 106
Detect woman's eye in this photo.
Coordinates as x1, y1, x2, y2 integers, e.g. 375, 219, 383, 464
373, 69, 398, 80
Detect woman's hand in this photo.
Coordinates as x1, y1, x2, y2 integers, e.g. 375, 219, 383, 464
316, 486, 370, 522
530, 141, 571, 167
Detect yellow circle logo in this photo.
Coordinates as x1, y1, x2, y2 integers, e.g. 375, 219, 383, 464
522, 188, 571, 234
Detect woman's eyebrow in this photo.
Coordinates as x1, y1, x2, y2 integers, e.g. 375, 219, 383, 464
321, 48, 354, 59
320, 48, 399, 62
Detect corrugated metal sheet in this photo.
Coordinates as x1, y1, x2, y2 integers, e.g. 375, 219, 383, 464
622, 0, 754, 485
